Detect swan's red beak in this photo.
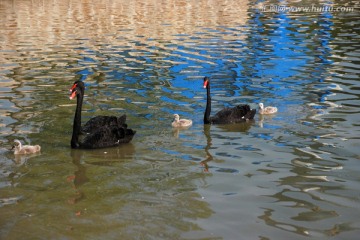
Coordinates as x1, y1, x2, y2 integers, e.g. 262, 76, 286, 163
203, 80, 209, 88
69, 83, 78, 92
69, 90, 77, 100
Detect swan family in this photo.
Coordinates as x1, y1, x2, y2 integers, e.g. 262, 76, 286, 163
67, 77, 272, 149
12, 76, 276, 152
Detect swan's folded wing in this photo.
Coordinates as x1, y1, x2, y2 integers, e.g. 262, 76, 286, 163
82, 116, 119, 133
210, 104, 255, 124
81, 125, 135, 149
243, 108, 256, 120
233, 104, 256, 120
210, 108, 233, 124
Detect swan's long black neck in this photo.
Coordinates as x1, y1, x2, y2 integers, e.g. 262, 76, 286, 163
71, 91, 83, 148
204, 84, 211, 124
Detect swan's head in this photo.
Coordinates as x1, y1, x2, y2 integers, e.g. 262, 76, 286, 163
69, 81, 84, 100
11, 139, 22, 151
173, 114, 180, 121
258, 103, 264, 109
203, 77, 209, 89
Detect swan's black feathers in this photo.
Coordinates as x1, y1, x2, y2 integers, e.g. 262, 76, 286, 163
82, 115, 127, 134
210, 104, 256, 124
80, 124, 136, 149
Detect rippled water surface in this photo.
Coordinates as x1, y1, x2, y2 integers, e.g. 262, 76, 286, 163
1, 0, 360, 239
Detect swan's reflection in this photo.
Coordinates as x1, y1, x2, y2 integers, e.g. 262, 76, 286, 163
201, 121, 254, 172
83, 143, 135, 166
67, 149, 88, 204
67, 143, 135, 204
12, 153, 41, 166
201, 125, 213, 173
216, 120, 255, 132
258, 114, 276, 128
172, 126, 192, 138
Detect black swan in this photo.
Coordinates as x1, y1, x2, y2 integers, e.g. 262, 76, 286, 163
203, 77, 256, 124
69, 81, 136, 149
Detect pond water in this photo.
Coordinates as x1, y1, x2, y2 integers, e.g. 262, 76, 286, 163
0, 0, 359, 239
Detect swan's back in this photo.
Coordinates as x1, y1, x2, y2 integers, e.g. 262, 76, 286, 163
82, 115, 127, 133
210, 104, 256, 124
172, 119, 193, 128
13, 143, 41, 154
261, 106, 278, 114
21, 145, 41, 154
172, 114, 192, 128
80, 124, 135, 149
258, 103, 278, 115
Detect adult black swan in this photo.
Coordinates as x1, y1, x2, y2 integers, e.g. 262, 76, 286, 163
203, 77, 256, 124
69, 81, 136, 149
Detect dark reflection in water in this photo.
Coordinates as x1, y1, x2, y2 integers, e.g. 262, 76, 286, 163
1, 0, 360, 239
201, 122, 255, 173
200, 125, 213, 173
67, 144, 134, 204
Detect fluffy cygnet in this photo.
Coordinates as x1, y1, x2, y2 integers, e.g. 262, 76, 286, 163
258, 103, 278, 115
12, 139, 41, 155
171, 114, 192, 128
